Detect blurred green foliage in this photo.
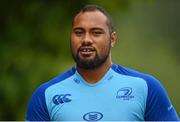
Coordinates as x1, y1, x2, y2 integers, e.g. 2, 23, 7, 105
0, 0, 179, 120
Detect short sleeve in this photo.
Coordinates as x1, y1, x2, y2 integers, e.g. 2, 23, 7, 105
144, 75, 179, 120
26, 85, 50, 121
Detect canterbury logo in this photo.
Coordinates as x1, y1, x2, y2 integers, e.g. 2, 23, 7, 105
52, 94, 72, 105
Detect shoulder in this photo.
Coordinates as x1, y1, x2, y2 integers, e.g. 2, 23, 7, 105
112, 64, 179, 120
34, 67, 76, 96
111, 64, 161, 89
26, 67, 76, 121
111, 64, 166, 103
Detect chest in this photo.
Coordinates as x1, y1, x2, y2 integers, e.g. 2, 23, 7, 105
46, 82, 146, 121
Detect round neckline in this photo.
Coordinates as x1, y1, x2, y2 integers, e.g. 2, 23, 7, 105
75, 66, 114, 87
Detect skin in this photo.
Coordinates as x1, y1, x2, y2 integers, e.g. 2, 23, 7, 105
71, 11, 116, 83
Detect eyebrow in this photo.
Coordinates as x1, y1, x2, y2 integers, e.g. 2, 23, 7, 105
73, 27, 105, 32
73, 27, 84, 31
91, 28, 104, 32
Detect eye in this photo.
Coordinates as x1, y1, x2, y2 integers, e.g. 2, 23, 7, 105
74, 30, 84, 36
92, 31, 103, 36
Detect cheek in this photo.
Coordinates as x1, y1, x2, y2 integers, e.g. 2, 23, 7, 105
71, 42, 76, 52
100, 44, 109, 54
96, 39, 110, 53
71, 40, 79, 54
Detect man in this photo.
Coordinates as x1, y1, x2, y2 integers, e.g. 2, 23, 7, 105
26, 5, 179, 121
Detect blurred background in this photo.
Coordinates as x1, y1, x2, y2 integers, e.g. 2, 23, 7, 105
0, 0, 179, 120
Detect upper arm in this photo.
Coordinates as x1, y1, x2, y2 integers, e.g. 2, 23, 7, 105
144, 75, 179, 120
26, 87, 50, 121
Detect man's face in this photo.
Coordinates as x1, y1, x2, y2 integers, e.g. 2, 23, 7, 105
71, 11, 113, 69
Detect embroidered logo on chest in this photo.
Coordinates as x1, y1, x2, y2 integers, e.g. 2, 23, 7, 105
52, 94, 72, 105
116, 87, 134, 100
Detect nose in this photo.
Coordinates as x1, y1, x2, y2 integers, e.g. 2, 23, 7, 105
82, 33, 93, 45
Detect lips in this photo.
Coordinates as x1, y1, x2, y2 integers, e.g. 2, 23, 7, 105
79, 46, 95, 52
78, 46, 95, 56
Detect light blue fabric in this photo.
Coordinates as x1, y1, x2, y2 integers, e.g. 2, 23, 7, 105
45, 67, 147, 121
26, 64, 179, 121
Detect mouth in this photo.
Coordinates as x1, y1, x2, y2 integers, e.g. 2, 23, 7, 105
78, 46, 96, 56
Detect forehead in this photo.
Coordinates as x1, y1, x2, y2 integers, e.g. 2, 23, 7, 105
73, 11, 108, 29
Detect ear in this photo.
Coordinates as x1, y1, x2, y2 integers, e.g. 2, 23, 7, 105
110, 32, 116, 47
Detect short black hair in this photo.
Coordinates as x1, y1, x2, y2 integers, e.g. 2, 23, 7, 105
73, 5, 114, 34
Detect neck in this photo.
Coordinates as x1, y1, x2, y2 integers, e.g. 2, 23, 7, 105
76, 56, 112, 84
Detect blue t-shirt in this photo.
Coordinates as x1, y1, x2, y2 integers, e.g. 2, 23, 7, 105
26, 64, 179, 121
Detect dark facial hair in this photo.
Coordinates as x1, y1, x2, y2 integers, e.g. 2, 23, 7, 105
71, 40, 111, 70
